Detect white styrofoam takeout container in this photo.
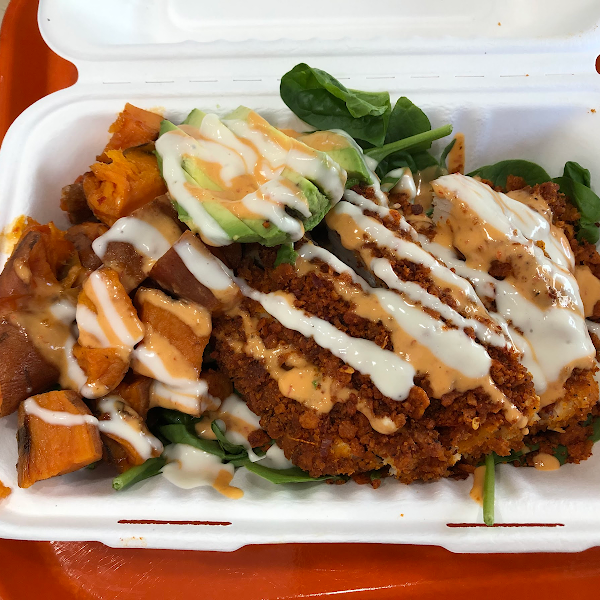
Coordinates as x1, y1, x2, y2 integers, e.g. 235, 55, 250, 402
0, 0, 600, 553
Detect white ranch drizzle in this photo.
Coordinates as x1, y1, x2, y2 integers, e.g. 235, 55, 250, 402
97, 396, 163, 460
173, 237, 237, 292
23, 398, 97, 427
587, 320, 600, 340
328, 201, 508, 348
234, 278, 415, 402
92, 217, 172, 262
215, 393, 262, 462
155, 131, 231, 246
132, 344, 209, 397
381, 167, 417, 199
262, 444, 294, 469
425, 174, 596, 396
161, 443, 242, 498
49, 297, 77, 325
76, 305, 111, 347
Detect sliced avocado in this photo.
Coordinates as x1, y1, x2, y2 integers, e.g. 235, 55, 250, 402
182, 108, 207, 128
299, 130, 372, 188
202, 202, 261, 243
281, 169, 330, 232
182, 156, 221, 192
159, 119, 180, 137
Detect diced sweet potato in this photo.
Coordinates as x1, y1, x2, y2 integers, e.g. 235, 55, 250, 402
101, 104, 163, 158
135, 287, 211, 371
0, 480, 11, 500
60, 181, 97, 225
73, 345, 130, 398
150, 231, 241, 314
64, 222, 108, 272
96, 397, 162, 473
0, 225, 75, 302
114, 372, 152, 419
0, 318, 59, 417
17, 390, 102, 488
83, 148, 167, 226
99, 195, 185, 291
75, 268, 144, 397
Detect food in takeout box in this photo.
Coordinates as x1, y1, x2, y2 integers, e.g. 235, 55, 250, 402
2, 63, 600, 526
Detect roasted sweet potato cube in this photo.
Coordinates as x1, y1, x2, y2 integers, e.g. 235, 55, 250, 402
96, 397, 162, 473
17, 390, 102, 488
102, 104, 163, 157
0, 318, 59, 417
0, 225, 75, 301
150, 231, 241, 314
60, 181, 97, 225
73, 345, 130, 399
64, 222, 108, 272
83, 148, 167, 226
114, 372, 152, 419
97, 195, 185, 291
135, 287, 211, 371
0, 480, 11, 500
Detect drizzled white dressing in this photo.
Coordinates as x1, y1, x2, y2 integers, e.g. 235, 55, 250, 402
23, 398, 97, 427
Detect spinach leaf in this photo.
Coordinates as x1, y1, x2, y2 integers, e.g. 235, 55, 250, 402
364, 125, 452, 165
155, 408, 198, 427
240, 459, 338, 484
211, 421, 246, 456
280, 63, 391, 146
553, 174, 600, 244
563, 161, 591, 187
468, 160, 550, 189
491, 445, 539, 466
589, 416, 600, 443
113, 456, 167, 491
385, 97, 432, 150
159, 424, 228, 459
483, 454, 495, 527
439, 138, 457, 168
554, 445, 569, 466
274, 243, 298, 267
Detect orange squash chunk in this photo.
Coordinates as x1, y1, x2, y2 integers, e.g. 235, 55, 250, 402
17, 390, 102, 488
103, 103, 163, 156
83, 149, 167, 226
73, 345, 129, 398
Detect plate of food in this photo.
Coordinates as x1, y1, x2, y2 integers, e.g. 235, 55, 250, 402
1, 0, 600, 554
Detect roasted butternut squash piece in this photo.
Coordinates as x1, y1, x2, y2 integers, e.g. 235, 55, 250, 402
73, 346, 130, 399
17, 390, 102, 488
0, 318, 59, 417
102, 103, 163, 157
82, 148, 167, 226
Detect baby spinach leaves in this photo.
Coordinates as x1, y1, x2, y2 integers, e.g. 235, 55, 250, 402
280, 63, 391, 146
280, 65, 452, 173
112, 456, 167, 491
468, 160, 550, 189
553, 162, 600, 244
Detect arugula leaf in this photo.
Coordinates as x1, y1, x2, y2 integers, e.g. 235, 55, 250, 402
364, 125, 452, 165
468, 160, 550, 189
439, 138, 457, 168
113, 457, 167, 491
211, 421, 247, 456
274, 243, 298, 267
483, 454, 495, 527
553, 174, 600, 244
280, 63, 391, 146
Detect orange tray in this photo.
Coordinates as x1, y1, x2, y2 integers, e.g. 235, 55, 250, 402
2, 1, 600, 598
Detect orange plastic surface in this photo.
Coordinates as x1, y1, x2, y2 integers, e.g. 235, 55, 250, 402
2, 0, 600, 598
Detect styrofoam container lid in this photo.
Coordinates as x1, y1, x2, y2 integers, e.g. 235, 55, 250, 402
0, 0, 600, 552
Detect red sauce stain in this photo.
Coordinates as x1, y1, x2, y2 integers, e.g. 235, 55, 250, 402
118, 520, 232, 526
